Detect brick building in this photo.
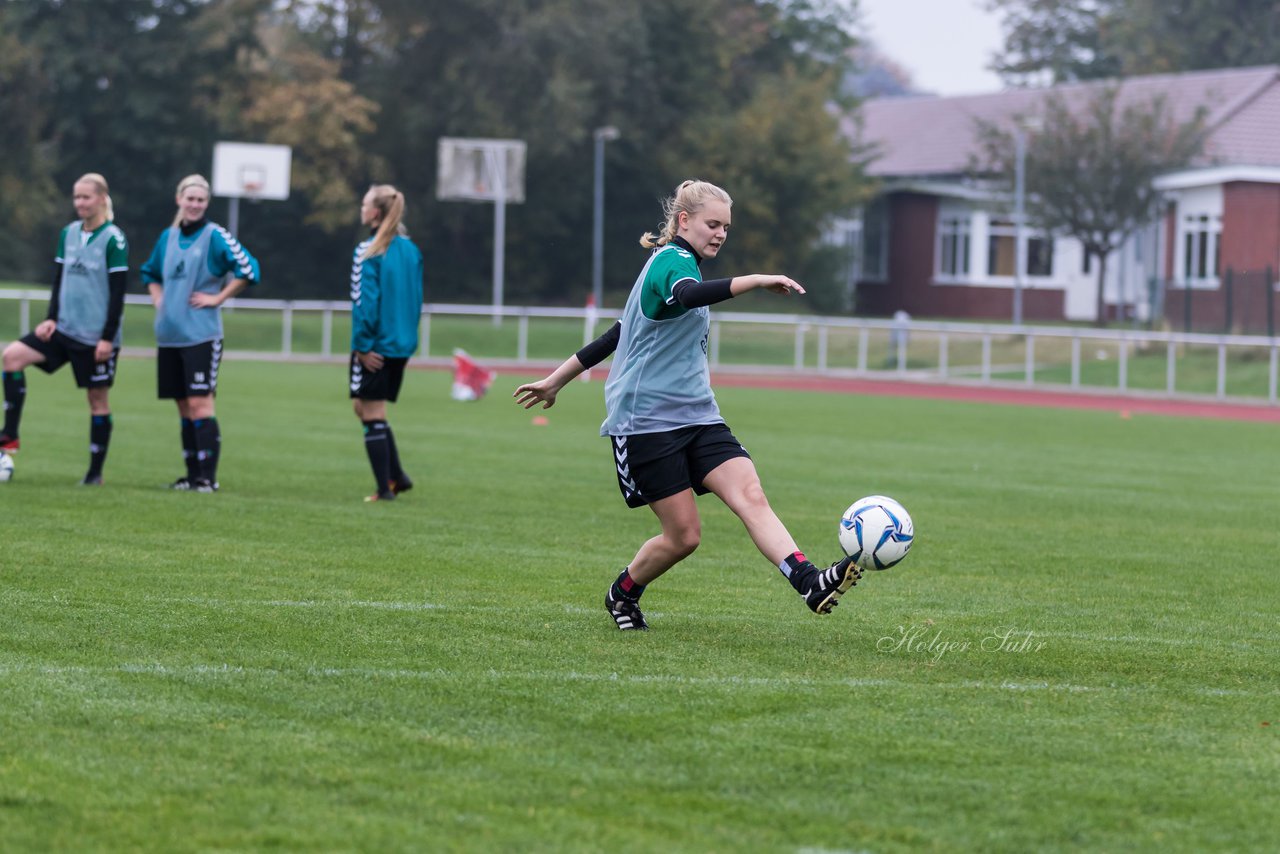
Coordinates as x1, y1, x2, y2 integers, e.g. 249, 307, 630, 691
845, 66, 1280, 330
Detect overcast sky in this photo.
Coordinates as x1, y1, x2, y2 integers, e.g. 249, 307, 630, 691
857, 0, 1006, 96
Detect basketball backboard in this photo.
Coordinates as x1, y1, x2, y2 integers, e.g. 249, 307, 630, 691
437, 138, 526, 203
212, 142, 292, 200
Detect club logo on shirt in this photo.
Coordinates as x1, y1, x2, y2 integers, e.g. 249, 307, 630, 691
172, 260, 186, 279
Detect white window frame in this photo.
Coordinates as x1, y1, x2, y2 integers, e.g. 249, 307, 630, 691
1172, 185, 1223, 289
1179, 213, 1222, 288
986, 218, 1055, 281
935, 213, 971, 281
860, 196, 890, 282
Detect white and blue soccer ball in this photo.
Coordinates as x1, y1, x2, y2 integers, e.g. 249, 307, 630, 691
839, 495, 914, 571
0, 450, 13, 483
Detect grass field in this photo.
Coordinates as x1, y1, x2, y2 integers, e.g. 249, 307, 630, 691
0, 357, 1276, 852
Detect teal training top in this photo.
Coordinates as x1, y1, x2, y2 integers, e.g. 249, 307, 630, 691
350, 234, 424, 358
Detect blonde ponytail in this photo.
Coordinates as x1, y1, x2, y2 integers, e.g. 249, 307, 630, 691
360, 184, 408, 261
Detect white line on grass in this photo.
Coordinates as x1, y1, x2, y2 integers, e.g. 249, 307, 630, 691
0, 663, 1274, 699
152, 597, 1272, 648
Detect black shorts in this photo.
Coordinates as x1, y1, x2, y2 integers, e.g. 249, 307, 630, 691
610, 423, 751, 509
349, 354, 408, 402
21, 330, 118, 388
157, 340, 222, 399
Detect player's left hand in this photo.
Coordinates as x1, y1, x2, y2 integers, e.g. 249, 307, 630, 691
94, 340, 113, 363
189, 292, 222, 308
761, 275, 805, 296
358, 351, 384, 372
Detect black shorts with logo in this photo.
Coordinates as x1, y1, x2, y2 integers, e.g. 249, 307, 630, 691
157, 340, 222, 399
609, 422, 751, 509
349, 353, 408, 402
21, 330, 118, 389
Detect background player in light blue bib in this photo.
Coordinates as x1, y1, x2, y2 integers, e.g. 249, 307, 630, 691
1, 173, 128, 484
141, 174, 260, 493
515, 180, 861, 630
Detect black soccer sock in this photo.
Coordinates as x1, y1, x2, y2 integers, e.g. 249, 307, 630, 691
181, 418, 198, 480
385, 423, 406, 481
193, 417, 221, 483
363, 420, 392, 494
2, 370, 26, 438
779, 551, 817, 592
86, 414, 112, 478
612, 567, 647, 602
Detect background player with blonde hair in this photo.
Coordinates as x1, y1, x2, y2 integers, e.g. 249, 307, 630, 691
349, 184, 424, 502
140, 174, 260, 493
1, 173, 128, 485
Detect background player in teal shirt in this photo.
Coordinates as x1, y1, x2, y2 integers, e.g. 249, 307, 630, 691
1, 173, 128, 484
515, 180, 860, 630
141, 174, 260, 493
349, 184, 424, 502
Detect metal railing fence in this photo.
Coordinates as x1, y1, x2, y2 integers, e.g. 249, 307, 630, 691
2, 290, 1276, 404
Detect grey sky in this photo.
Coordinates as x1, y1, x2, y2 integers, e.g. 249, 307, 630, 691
858, 0, 1005, 96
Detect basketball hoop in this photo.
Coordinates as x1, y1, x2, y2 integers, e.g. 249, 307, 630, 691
212, 142, 292, 237
436, 137, 527, 327
240, 165, 267, 198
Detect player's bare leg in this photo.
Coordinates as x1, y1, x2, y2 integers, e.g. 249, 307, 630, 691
605, 490, 701, 630
703, 456, 860, 614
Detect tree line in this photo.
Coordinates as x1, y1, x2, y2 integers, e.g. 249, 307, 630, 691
0, 0, 871, 310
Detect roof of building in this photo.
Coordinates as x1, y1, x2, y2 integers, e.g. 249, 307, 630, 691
851, 65, 1280, 178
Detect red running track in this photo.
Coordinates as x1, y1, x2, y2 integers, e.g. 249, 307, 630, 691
708, 373, 1280, 424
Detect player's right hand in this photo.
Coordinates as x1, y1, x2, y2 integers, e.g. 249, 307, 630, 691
513, 379, 559, 409
34, 319, 56, 342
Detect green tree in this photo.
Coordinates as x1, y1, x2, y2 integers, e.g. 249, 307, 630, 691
0, 14, 59, 276
1106, 0, 1280, 76
1, 0, 870, 305
284, 0, 870, 306
988, 0, 1280, 84
0, 0, 217, 279
986, 0, 1122, 84
975, 87, 1206, 323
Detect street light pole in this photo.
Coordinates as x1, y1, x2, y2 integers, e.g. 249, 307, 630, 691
592, 126, 620, 309
1013, 125, 1026, 327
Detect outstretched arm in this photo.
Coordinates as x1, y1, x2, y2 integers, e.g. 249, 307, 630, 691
513, 354, 587, 410
513, 319, 621, 409
671, 274, 805, 308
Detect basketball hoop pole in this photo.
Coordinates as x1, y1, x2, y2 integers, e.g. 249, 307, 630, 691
227, 197, 241, 238
487, 147, 508, 327
436, 138, 525, 325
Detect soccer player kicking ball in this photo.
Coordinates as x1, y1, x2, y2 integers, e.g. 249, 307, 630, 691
1, 173, 128, 485
514, 179, 860, 630
348, 184, 424, 502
